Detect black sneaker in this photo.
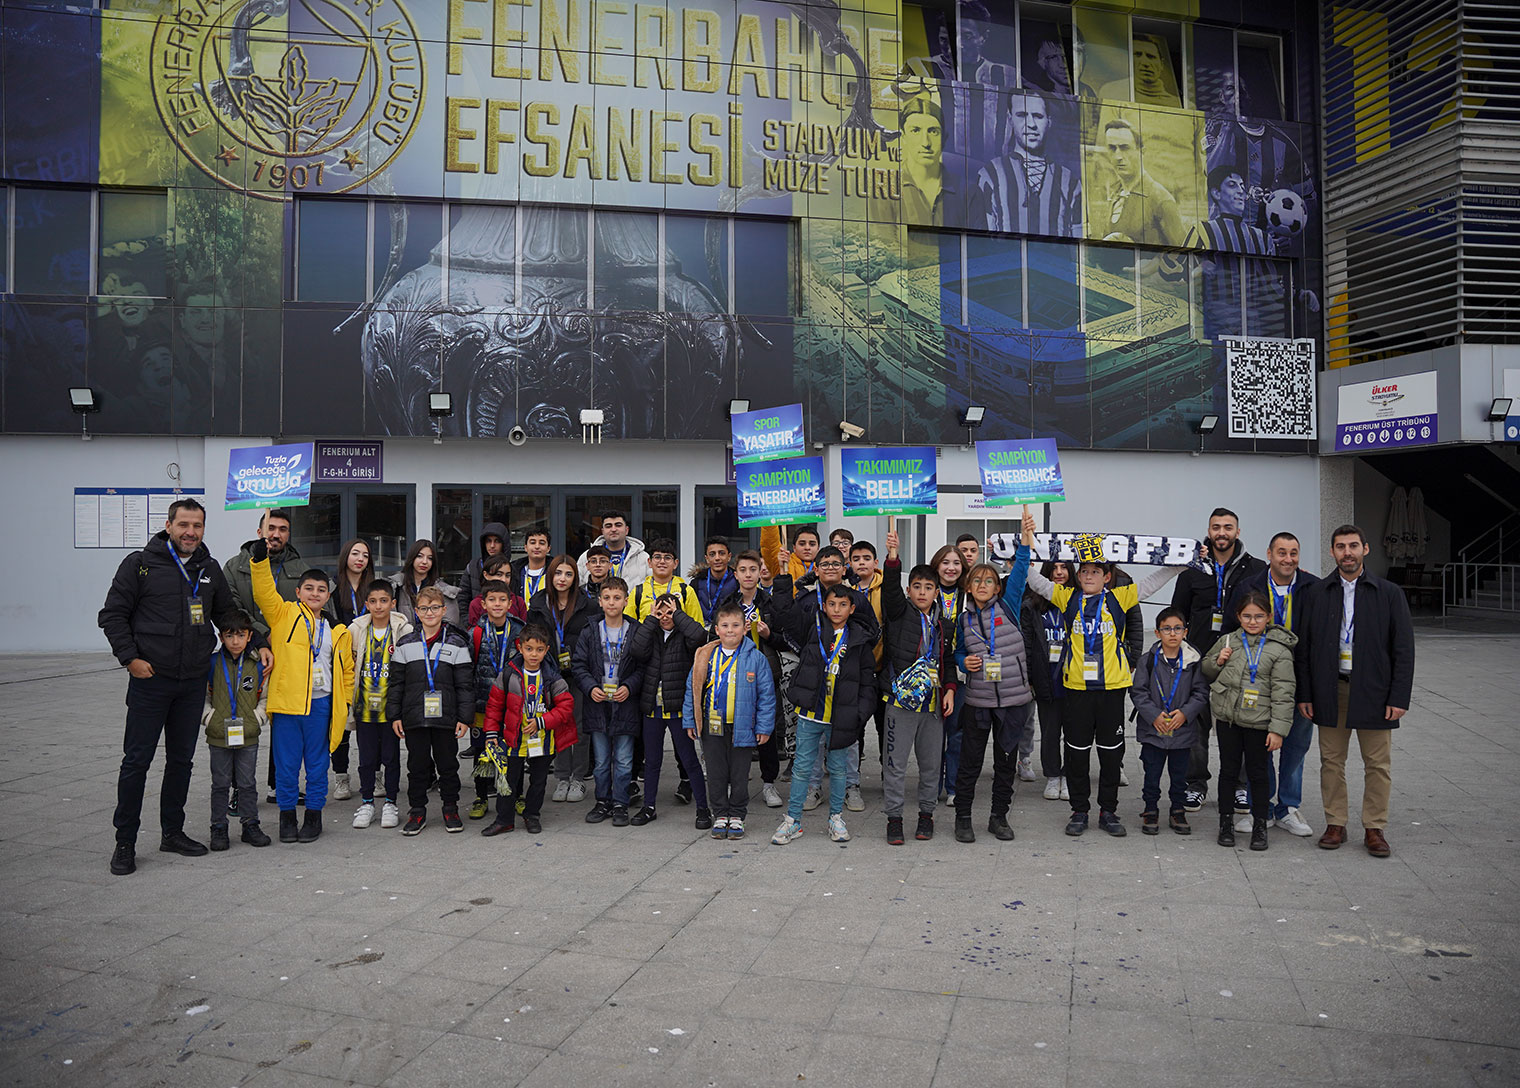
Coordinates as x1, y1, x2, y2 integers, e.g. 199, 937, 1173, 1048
1183, 786, 1206, 812
954, 817, 976, 843
442, 807, 464, 833
265, 790, 277, 805
109, 842, 136, 876
1097, 810, 1126, 837
630, 806, 657, 826
694, 807, 714, 831
523, 815, 542, 834
241, 822, 272, 847
988, 814, 1015, 841
886, 816, 904, 845
297, 810, 323, 843
160, 829, 209, 857
402, 812, 426, 836
209, 825, 231, 852
1140, 811, 1160, 836
481, 821, 514, 836
673, 780, 693, 806
585, 802, 612, 824
1065, 811, 1089, 836
915, 813, 934, 841
1217, 814, 1236, 848
628, 781, 643, 808
279, 810, 300, 843
1249, 818, 1269, 851
611, 805, 631, 828
1169, 810, 1191, 835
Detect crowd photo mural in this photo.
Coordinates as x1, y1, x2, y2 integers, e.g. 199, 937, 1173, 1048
1, 0, 1320, 451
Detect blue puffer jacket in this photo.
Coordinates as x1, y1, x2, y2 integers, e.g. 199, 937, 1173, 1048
681, 638, 777, 747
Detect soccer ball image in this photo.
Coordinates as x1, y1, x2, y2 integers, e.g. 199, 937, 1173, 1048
1265, 189, 1307, 236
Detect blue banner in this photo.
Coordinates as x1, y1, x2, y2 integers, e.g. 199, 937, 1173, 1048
976, 439, 1065, 507
732, 403, 805, 463
840, 446, 937, 517
225, 443, 315, 511
737, 455, 826, 528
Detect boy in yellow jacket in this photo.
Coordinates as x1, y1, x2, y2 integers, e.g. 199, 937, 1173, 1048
250, 538, 354, 844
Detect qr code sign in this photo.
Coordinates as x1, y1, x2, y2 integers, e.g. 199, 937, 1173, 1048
1226, 337, 1317, 439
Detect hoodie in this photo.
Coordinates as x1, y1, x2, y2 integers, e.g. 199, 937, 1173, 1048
577, 535, 650, 586
458, 521, 509, 606
1129, 639, 1208, 750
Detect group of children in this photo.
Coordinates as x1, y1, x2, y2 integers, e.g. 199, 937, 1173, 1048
200, 514, 1303, 855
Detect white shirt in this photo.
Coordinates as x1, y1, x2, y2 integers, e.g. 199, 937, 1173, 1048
1339, 574, 1359, 642
311, 617, 334, 696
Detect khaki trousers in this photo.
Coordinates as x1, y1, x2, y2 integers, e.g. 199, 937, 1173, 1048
1319, 678, 1393, 829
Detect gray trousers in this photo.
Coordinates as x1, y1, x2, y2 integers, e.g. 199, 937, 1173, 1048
883, 706, 944, 818
210, 744, 260, 827
702, 734, 753, 819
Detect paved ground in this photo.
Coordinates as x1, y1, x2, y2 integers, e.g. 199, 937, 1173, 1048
1, 626, 1517, 1088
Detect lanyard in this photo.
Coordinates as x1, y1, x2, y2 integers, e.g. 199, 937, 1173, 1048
1080, 594, 1105, 642
741, 595, 761, 643
220, 652, 243, 711
1214, 562, 1227, 609
1044, 604, 1065, 640
709, 649, 737, 718
524, 567, 545, 601
1155, 648, 1182, 711
601, 620, 627, 669
422, 633, 443, 692
1269, 579, 1290, 626
350, 585, 360, 621
1241, 632, 1264, 683
919, 611, 937, 664
486, 623, 509, 673
365, 627, 390, 682
168, 542, 200, 598
705, 570, 732, 614
818, 624, 847, 670
301, 610, 327, 663
1341, 583, 1356, 643
550, 601, 567, 654
971, 603, 995, 657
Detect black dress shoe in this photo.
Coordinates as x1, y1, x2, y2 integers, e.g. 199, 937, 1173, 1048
110, 842, 136, 876
209, 825, 231, 852
988, 814, 1015, 841
160, 830, 209, 856
297, 810, 323, 843
954, 817, 976, 843
279, 809, 300, 843
629, 806, 657, 826
241, 822, 272, 847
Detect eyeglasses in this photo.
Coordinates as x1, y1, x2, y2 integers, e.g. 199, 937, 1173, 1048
416, 605, 445, 614
817, 561, 845, 569
1158, 625, 1186, 633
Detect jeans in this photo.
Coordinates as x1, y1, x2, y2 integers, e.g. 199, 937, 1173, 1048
788, 715, 847, 820
1139, 744, 1190, 813
643, 713, 708, 809
1035, 697, 1063, 778
355, 721, 401, 802
954, 705, 1024, 820
1251, 710, 1313, 818
808, 734, 860, 789
113, 673, 205, 844
940, 699, 963, 794
209, 744, 260, 826
271, 697, 332, 812
591, 732, 635, 807
1062, 689, 1126, 814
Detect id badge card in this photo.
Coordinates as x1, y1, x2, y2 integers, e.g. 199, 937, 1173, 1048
558, 650, 571, 669
1339, 641, 1353, 674
367, 693, 384, 713
188, 599, 206, 626
1210, 611, 1223, 632
1241, 687, 1260, 709
525, 730, 545, 757
707, 709, 725, 736
225, 718, 245, 746
423, 691, 443, 719
1047, 645, 1062, 664
983, 656, 1003, 682
312, 663, 327, 689
1082, 655, 1100, 683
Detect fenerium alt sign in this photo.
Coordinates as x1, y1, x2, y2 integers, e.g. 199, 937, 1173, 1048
151, 0, 425, 198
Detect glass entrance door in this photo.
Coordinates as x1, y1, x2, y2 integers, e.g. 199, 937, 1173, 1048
562, 491, 636, 560
295, 485, 416, 580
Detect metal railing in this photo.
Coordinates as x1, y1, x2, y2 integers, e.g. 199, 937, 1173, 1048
1443, 561, 1520, 616
1458, 512, 1520, 566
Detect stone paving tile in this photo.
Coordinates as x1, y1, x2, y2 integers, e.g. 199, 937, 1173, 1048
0, 629, 1516, 1087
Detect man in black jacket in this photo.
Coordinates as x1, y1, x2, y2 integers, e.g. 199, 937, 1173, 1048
1170, 507, 1265, 809
1295, 524, 1414, 858
98, 498, 268, 876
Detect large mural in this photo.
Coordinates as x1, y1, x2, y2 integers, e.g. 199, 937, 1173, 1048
0, 0, 1322, 452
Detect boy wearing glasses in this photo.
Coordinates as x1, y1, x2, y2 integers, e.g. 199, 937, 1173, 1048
1129, 607, 1208, 835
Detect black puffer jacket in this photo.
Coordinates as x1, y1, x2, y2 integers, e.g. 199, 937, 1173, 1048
629, 612, 709, 715
526, 590, 598, 670
98, 531, 249, 680
780, 609, 880, 750
880, 559, 955, 691
386, 624, 476, 728
1021, 592, 1058, 702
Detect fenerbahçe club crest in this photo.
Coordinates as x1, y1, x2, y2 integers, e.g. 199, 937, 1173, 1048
151, 0, 424, 199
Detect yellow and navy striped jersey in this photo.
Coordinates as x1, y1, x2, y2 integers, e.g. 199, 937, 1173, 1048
1048, 583, 1139, 692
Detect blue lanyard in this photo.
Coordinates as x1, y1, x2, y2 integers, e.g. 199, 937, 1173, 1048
709, 649, 737, 718
601, 620, 627, 670
1155, 648, 1183, 711
301, 611, 326, 663
365, 627, 390, 682
550, 602, 567, 654
1215, 563, 1227, 609
524, 568, 545, 601
919, 611, 937, 664
422, 633, 443, 692
705, 570, 732, 615
220, 653, 243, 711
1242, 632, 1264, 683
971, 603, 996, 657
1269, 580, 1289, 626
817, 624, 847, 669
486, 624, 510, 673
350, 586, 360, 621
1081, 594, 1105, 641
1342, 614, 1355, 645
1043, 605, 1065, 642
168, 542, 200, 598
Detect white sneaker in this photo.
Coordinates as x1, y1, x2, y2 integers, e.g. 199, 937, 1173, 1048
1059, 778, 1069, 800
1119, 767, 1130, 787
1234, 813, 1254, 834
352, 801, 374, 829
762, 782, 783, 808
1277, 807, 1314, 837
1043, 777, 1062, 800
380, 801, 400, 829
845, 785, 865, 812
332, 772, 351, 801
828, 813, 851, 842
802, 788, 823, 811
567, 780, 587, 803
1017, 757, 1037, 782
551, 780, 570, 803
772, 815, 803, 845
710, 816, 730, 839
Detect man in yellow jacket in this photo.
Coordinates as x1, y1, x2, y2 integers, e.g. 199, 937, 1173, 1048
251, 539, 354, 844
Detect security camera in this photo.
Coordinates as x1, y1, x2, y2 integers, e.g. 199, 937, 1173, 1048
507, 426, 528, 447
839, 420, 865, 439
